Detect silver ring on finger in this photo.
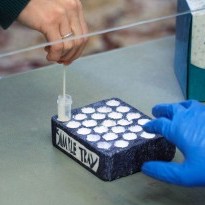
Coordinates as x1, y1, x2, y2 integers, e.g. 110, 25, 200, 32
61, 32, 73, 39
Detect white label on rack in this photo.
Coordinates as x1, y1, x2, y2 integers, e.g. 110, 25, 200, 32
186, 1, 205, 68
191, 13, 205, 68
187, 0, 205, 10
56, 127, 99, 172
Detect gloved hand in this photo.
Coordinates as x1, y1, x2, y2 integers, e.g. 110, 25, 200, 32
142, 100, 205, 187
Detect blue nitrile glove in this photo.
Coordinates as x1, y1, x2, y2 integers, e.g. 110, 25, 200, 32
142, 100, 205, 187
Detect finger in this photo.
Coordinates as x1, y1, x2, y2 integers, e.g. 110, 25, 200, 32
45, 26, 64, 61
62, 36, 88, 65
62, 5, 88, 65
61, 34, 87, 64
152, 103, 185, 119
179, 100, 200, 109
60, 43, 78, 64
77, 1, 88, 45
70, 1, 84, 35
141, 161, 187, 186
59, 17, 73, 57
143, 118, 173, 142
60, 7, 84, 63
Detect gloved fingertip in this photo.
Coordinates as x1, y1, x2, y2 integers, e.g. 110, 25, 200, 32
142, 161, 187, 186
152, 105, 160, 118
180, 100, 196, 108
141, 161, 155, 176
142, 122, 153, 133
141, 161, 170, 184
143, 118, 171, 137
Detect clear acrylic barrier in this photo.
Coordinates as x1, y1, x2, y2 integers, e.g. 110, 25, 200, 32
0, 0, 204, 77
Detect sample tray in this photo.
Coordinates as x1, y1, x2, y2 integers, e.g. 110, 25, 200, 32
51, 98, 175, 181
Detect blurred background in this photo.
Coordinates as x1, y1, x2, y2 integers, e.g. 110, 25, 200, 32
0, 0, 177, 77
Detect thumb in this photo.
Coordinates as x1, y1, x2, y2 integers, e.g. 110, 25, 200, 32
141, 161, 186, 186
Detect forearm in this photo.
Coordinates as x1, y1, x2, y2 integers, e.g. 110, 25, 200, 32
0, 0, 30, 29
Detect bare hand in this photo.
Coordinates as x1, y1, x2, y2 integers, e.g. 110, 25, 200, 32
17, 0, 88, 65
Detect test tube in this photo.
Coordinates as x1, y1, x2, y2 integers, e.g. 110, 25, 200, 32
57, 94, 72, 122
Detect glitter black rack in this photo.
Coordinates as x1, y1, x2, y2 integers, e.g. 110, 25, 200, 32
51, 98, 176, 181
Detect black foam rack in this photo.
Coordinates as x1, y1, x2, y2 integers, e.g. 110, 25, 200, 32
51, 98, 175, 181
